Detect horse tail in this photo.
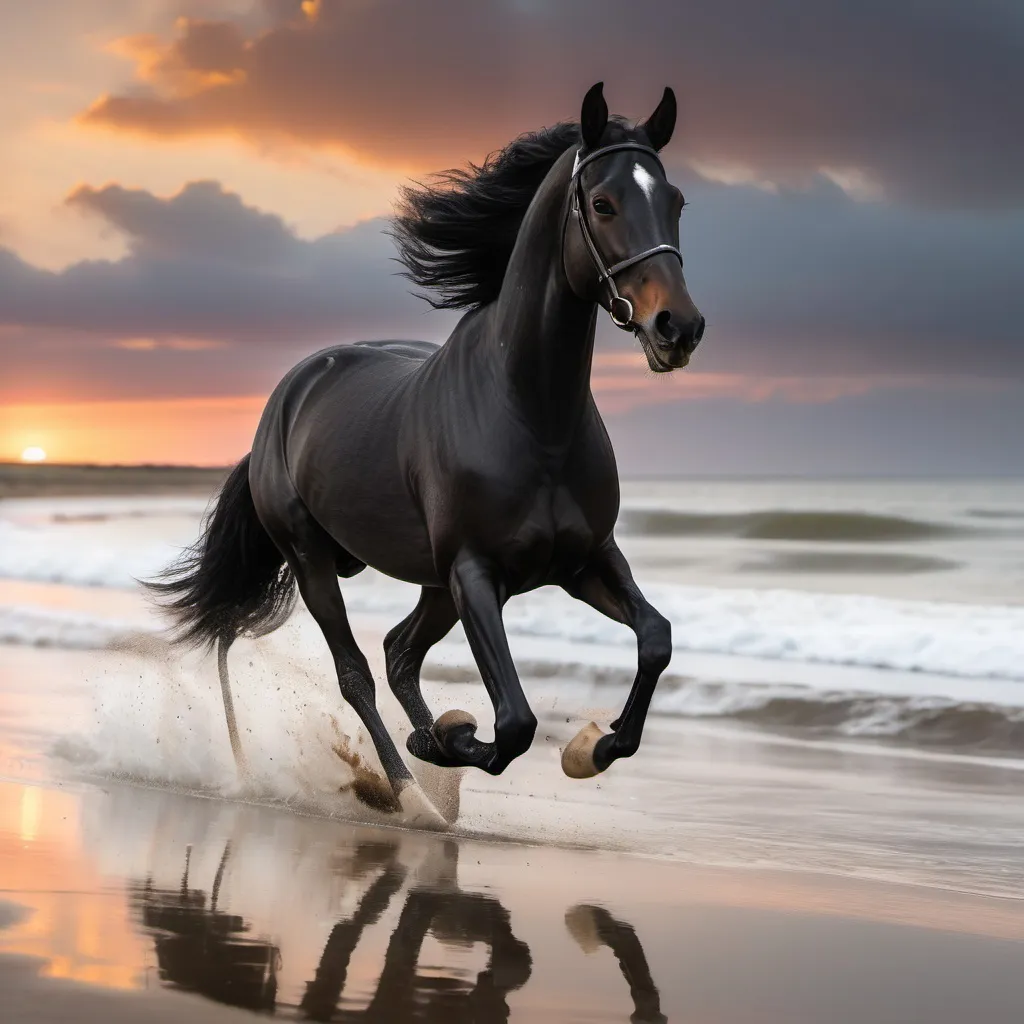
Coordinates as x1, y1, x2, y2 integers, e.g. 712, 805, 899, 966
143, 453, 297, 652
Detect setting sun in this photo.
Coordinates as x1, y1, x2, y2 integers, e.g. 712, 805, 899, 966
20, 446, 47, 463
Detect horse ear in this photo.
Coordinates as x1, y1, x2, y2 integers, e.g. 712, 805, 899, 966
580, 82, 609, 150
640, 86, 677, 151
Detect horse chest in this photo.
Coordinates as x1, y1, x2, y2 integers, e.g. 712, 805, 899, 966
498, 485, 595, 586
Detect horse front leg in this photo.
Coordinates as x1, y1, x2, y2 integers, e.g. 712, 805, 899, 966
426, 556, 537, 775
561, 542, 672, 777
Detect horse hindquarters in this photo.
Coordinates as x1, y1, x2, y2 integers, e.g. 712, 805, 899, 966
246, 451, 435, 814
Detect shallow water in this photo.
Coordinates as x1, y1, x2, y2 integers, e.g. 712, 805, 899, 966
4, 769, 1024, 1023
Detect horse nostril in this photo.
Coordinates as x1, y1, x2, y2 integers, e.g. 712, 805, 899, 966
654, 310, 679, 345
695, 316, 706, 343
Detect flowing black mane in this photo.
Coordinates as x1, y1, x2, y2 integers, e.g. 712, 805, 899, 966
391, 121, 584, 311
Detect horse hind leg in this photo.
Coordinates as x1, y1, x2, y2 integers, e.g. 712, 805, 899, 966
293, 552, 409, 805
277, 527, 446, 825
214, 546, 327, 783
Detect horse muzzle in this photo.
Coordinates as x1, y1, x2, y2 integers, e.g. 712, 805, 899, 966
638, 309, 705, 372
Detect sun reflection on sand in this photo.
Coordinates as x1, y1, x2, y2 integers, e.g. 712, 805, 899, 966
0, 784, 149, 991
19, 786, 40, 842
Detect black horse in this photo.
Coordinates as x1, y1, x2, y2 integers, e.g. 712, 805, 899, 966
149, 83, 704, 816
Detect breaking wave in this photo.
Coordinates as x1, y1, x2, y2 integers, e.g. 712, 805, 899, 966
0, 606, 150, 649
652, 679, 1024, 755
492, 584, 1024, 682
0, 519, 178, 588
419, 659, 1024, 756
5, 574, 1024, 683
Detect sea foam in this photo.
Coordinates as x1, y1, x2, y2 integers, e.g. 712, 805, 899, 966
3, 494, 1024, 683
4, 573, 1024, 683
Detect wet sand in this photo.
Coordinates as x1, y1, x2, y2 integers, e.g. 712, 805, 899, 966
3, 774, 1024, 1023
3, 564, 1024, 1021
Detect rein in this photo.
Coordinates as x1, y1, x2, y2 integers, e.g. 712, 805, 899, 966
566, 142, 684, 330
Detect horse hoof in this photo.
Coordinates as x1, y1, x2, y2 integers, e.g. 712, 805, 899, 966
564, 904, 603, 953
432, 709, 477, 750
397, 782, 450, 830
561, 722, 607, 779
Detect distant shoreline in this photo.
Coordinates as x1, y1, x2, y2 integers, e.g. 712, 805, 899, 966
3, 462, 1022, 500
0, 462, 229, 498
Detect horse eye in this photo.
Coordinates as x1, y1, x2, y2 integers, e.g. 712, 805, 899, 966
592, 197, 615, 216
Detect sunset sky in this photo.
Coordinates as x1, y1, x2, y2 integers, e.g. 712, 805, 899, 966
2, 0, 1022, 474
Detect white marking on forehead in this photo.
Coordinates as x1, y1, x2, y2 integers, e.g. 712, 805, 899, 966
633, 162, 657, 200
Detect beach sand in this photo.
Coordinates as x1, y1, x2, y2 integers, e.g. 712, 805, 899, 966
3, 759, 1024, 1023
4, 632, 1024, 1022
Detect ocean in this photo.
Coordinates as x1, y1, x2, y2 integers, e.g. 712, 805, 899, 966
3, 477, 1024, 749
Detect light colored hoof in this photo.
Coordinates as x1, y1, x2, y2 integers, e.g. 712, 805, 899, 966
432, 709, 478, 755
561, 721, 607, 779
565, 904, 602, 953
398, 782, 450, 831
411, 760, 465, 826
433, 709, 477, 735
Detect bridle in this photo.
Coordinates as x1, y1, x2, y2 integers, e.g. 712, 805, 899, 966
565, 142, 684, 330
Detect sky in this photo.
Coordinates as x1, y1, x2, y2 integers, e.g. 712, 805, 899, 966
1, 0, 1022, 474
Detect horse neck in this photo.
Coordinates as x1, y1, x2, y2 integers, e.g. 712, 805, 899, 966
489, 152, 598, 442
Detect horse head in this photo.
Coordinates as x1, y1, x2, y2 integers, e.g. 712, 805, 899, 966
564, 82, 706, 372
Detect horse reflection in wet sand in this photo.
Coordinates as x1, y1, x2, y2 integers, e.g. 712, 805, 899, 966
301, 840, 532, 1022
147, 82, 704, 818
128, 842, 280, 1012
129, 837, 666, 1022
566, 904, 668, 1024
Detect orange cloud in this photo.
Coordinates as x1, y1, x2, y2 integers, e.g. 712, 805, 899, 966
108, 337, 224, 351
104, 21, 249, 94
74, 1, 1024, 204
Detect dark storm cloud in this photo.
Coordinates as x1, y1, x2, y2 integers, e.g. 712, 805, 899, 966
0, 180, 446, 345
64, 179, 298, 266
0, 179, 460, 401
675, 176, 1024, 378
81, 0, 1024, 207
2, 174, 1023, 404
